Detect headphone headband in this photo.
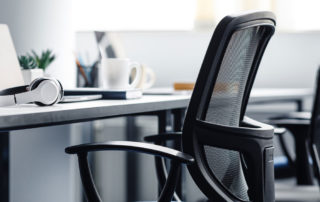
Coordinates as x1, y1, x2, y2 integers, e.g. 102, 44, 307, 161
0, 85, 29, 95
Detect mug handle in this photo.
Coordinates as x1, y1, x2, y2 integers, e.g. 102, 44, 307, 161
129, 62, 142, 89
142, 67, 156, 89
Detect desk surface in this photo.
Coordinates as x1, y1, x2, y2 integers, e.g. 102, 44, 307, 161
0, 95, 190, 131
0, 88, 313, 131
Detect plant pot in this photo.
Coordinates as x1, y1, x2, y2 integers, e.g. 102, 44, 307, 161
21, 69, 44, 85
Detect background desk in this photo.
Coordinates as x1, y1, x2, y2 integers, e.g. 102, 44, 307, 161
0, 88, 313, 202
250, 88, 313, 111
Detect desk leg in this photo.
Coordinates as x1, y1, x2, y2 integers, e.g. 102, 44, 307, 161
126, 116, 138, 201
155, 109, 186, 200
155, 111, 168, 196
295, 99, 303, 112
0, 132, 9, 202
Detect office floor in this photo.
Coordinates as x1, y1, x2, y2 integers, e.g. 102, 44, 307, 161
276, 181, 320, 202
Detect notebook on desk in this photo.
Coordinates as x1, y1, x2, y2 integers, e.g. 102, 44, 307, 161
64, 88, 143, 99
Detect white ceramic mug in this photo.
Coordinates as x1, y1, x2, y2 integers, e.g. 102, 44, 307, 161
132, 64, 156, 89
100, 58, 142, 89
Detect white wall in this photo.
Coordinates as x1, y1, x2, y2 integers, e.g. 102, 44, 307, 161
256, 32, 320, 89
0, 0, 76, 88
117, 31, 320, 89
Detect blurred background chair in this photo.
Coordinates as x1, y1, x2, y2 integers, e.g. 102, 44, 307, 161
270, 67, 320, 187
146, 11, 276, 201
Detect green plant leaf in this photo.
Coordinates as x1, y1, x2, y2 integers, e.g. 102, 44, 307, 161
18, 55, 37, 69
31, 49, 56, 70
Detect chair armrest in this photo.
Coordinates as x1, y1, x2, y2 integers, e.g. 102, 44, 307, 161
66, 141, 194, 202
65, 140, 193, 164
144, 132, 182, 143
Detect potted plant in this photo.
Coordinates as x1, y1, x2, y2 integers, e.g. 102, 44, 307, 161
19, 50, 55, 84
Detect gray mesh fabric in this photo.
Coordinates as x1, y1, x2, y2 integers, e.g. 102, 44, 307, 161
203, 27, 262, 201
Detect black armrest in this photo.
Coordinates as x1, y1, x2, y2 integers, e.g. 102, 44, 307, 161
144, 132, 182, 143
66, 140, 193, 164
66, 141, 194, 202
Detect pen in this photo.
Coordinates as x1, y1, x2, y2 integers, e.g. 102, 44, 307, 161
75, 57, 90, 86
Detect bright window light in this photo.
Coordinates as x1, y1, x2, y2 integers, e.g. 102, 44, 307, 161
72, 0, 320, 32
72, 0, 196, 31
275, 0, 320, 31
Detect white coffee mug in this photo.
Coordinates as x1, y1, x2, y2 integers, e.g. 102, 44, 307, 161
132, 64, 156, 89
100, 58, 142, 89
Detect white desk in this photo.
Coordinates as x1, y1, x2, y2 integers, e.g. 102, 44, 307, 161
0, 88, 313, 201
0, 95, 190, 131
0, 88, 313, 130
0, 94, 191, 202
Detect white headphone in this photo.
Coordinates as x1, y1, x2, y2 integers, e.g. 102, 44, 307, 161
0, 77, 64, 107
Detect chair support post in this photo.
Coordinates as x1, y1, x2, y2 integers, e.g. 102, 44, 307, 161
158, 160, 181, 202
78, 153, 102, 202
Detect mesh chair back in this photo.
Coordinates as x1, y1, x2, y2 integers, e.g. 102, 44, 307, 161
309, 68, 320, 185
182, 12, 276, 201
203, 27, 262, 201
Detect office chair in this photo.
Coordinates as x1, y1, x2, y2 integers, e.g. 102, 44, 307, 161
146, 11, 276, 201
270, 67, 320, 186
66, 11, 276, 202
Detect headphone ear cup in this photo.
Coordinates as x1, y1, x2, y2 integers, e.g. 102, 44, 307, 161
29, 78, 63, 106
29, 78, 49, 106
47, 78, 64, 105
52, 78, 64, 101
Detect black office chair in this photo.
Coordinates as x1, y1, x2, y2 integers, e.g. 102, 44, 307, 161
270, 67, 320, 187
147, 11, 276, 201
66, 11, 276, 202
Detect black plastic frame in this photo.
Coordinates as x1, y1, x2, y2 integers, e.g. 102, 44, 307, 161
309, 67, 320, 187
182, 11, 276, 202
269, 119, 314, 184
65, 141, 194, 202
